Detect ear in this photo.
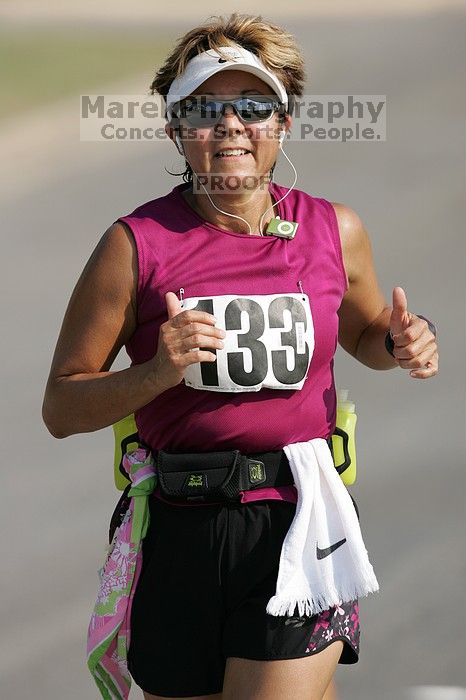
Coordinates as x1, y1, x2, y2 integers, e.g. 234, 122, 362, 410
281, 112, 292, 137
165, 123, 184, 155
277, 112, 292, 148
165, 123, 177, 148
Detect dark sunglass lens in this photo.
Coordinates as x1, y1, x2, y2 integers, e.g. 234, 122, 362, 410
240, 97, 275, 121
183, 99, 222, 126
177, 96, 280, 126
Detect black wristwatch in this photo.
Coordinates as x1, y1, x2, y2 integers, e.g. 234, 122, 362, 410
385, 314, 437, 357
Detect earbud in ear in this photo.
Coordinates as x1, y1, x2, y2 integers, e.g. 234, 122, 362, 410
174, 133, 184, 155
278, 130, 286, 146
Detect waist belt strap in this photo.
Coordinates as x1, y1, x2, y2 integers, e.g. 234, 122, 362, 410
155, 448, 294, 502
154, 439, 334, 503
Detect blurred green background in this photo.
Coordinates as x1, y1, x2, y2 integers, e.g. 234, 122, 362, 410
0, 29, 171, 120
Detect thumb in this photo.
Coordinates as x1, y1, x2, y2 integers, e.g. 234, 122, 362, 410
165, 291, 183, 320
390, 286, 410, 337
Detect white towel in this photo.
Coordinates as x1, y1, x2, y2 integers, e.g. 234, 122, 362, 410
266, 438, 379, 617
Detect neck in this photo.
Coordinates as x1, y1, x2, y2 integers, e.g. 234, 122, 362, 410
183, 180, 277, 235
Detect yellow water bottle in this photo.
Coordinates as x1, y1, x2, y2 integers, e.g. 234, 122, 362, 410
332, 389, 357, 485
112, 413, 139, 490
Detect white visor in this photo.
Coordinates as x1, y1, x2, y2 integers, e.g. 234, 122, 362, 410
165, 44, 288, 121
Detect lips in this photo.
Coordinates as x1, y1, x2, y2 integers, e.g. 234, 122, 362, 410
214, 147, 252, 158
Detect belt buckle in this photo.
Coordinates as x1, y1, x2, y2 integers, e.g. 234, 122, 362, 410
247, 459, 267, 487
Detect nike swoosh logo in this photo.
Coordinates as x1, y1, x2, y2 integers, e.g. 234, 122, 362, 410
316, 538, 347, 559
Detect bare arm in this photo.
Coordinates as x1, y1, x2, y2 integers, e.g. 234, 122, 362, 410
42, 221, 225, 439
41, 221, 165, 439
332, 203, 398, 370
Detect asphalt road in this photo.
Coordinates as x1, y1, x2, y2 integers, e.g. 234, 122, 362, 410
1, 10, 465, 700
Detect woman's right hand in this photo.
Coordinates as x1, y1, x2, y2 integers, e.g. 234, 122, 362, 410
149, 291, 226, 393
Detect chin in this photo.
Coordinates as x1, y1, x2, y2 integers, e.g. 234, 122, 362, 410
203, 169, 268, 190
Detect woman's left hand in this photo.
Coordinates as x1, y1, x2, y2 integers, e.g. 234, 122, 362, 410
389, 286, 439, 379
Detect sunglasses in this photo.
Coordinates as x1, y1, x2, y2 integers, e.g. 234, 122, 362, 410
171, 95, 286, 127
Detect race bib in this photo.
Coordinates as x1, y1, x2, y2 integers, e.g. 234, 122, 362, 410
181, 293, 314, 392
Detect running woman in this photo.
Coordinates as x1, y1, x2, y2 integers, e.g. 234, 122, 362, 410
42, 13, 438, 700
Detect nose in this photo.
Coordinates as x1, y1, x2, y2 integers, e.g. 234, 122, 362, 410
216, 103, 244, 130
214, 104, 246, 141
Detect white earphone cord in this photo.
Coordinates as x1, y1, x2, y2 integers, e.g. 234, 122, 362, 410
258, 145, 297, 234
178, 136, 297, 236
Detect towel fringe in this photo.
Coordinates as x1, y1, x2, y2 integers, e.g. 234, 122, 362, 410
266, 574, 379, 617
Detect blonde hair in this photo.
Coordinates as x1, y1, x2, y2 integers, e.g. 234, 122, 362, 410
150, 13, 306, 115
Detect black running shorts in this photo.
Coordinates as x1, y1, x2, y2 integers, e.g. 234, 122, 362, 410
128, 494, 360, 698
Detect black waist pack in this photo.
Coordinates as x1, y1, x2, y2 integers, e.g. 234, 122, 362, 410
155, 448, 296, 504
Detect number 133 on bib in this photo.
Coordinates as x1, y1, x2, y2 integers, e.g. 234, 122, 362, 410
182, 292, 315, 392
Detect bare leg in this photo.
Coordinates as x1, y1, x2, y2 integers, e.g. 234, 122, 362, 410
322, 678, 339, 700
222, 639, 344, 700
143, 693, 222, 700
142, 682, 337, 700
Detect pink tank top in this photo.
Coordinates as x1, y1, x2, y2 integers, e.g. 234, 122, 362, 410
117, 182, 348, 506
